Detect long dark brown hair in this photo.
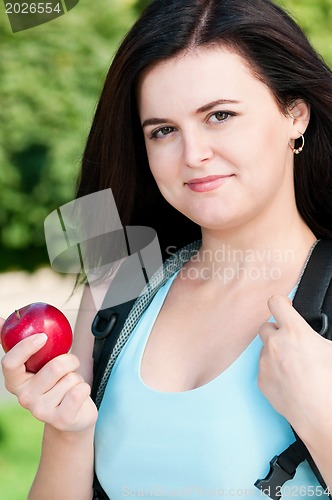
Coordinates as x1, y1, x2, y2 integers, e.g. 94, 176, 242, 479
77, 0, 332, 258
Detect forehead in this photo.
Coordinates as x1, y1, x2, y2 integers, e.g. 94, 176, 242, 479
137, 47, 273, 115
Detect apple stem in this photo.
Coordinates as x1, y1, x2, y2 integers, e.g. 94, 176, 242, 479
15, 310, 21, 320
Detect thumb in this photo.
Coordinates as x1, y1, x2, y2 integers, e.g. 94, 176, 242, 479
268, 294, 308, 330
260, 295, 317, 346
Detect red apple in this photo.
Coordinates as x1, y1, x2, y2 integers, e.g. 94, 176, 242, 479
1, 302, 73, 373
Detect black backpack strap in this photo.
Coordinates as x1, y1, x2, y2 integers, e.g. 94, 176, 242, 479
91, 296, 137, 500
90, 253, 151, 500
91, 240, 201, 409
90, 245, 157, 403
90, 254, 149, 500
292, 239, 332, 340
91, 298, 136, 403
255, 239, 332, 499
90, 240, 202, 500
92, 473, 109, 500
254, 440, 308, 499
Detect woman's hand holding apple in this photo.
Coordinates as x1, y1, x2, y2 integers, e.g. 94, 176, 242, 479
0, 313, 98, 433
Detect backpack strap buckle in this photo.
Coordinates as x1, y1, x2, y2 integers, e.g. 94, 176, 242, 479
255, 456, 295, 500
318, 312, 329, 337
91, 309, 118, 371
301, 311, 329, 338
92, 309, 118, 339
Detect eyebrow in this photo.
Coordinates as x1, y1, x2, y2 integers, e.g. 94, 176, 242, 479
196, 99, 240, 114
141, 99, 241, 129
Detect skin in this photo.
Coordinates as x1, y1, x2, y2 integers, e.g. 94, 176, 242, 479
1, 46, 331, 496
139, 48, 304, 237
138, 47, 332, 485
259, 296, 332, 487
0, 286, 97, 500
137, 47, 315, 393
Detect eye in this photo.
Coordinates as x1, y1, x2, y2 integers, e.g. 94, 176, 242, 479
150, 126, 176, 139
208, 111, 234, 124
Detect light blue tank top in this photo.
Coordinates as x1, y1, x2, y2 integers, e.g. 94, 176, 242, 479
95, 272, 325, 499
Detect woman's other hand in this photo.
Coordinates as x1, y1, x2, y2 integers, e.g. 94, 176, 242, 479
258, 296, 332, 487
258, 295, 332, 433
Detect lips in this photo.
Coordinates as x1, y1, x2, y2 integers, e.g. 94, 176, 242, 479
185, 174, 234, 193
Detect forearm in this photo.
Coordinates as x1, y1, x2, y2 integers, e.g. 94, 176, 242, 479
314, 460, 332, 493
305, 433, 332, 491
28, 423, 95, 500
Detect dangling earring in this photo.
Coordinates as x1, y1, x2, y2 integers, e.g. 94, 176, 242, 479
291, 134, 305, 155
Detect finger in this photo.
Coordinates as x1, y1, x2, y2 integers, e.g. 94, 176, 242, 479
20, 372, 85, 419
45, 372, 85, 407
60, 381, 91, 414
259, 321, 278, 344
55, 382, 93, 426
1, 334, 48, 389
267, 295, 305, 328
32, 353, 81, 394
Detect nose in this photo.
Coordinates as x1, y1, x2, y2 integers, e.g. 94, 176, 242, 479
182, 127, 214, 168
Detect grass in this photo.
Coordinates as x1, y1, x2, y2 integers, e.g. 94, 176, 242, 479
0, 402, 44, 500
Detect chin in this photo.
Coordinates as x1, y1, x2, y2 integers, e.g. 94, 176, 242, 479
167, 198, 240, 231
187, 212, 236, 231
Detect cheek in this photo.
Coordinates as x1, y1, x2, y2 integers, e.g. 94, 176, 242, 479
144, 142, 159, 179
241, 119, 273, 157
146, 154, 164, 185
145, 142, 180, 184
238, 118, 291, 175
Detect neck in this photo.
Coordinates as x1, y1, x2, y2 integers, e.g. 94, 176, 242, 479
196, 209, 316, 287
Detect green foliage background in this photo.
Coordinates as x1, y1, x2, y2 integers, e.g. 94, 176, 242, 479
0, 0, 144, 270
0, 403, 44, 500
0, 0, 332, 272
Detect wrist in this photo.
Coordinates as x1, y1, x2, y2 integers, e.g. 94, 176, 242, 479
43, 422, 96, 446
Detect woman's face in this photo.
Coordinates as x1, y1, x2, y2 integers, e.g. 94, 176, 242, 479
137, 47, 306, 232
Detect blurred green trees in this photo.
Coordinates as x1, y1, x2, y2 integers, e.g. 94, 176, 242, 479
1, 0, 332, 271
0, 0, 139, 269
283, 0, 332, 63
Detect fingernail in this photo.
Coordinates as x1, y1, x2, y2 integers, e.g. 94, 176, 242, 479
32, 333, 48, 346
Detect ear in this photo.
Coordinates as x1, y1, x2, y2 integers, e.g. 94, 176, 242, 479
287, 99, 311, 140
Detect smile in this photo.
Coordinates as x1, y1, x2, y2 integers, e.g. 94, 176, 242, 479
185, 175, 234, 193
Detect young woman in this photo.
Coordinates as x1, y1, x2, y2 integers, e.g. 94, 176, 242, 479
2, 0, 332, 498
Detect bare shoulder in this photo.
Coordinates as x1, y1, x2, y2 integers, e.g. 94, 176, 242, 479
71, 285, 98, 386
72, 266, 128, 386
